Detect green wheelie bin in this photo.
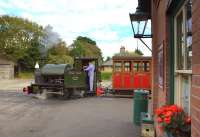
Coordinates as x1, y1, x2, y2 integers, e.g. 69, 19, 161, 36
133, 90, 149, 125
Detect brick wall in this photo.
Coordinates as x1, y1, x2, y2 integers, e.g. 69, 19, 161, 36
151, 0, 168, 112
151, 0, 173, 136
151, 0, 158, 112
191, 0, 200, 136
151, 0, 200, 136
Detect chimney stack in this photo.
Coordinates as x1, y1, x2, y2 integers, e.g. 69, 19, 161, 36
120, 46, 125, 54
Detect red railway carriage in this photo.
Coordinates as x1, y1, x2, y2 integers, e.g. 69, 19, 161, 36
112, 56, 152, 95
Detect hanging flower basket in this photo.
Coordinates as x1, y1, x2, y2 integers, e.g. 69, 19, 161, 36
155, 105, 191, 137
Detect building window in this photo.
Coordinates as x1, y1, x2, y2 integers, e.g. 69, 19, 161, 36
174, 0, 192, 114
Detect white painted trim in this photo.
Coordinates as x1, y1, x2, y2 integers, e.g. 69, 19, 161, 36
173, 1, 192, 115
175, 70, 192, 74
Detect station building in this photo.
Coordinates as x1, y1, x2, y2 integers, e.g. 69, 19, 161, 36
130, 0, 200, 136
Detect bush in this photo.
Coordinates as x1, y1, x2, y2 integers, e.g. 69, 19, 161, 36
101, 72, 112, 80
18, 71, 34, 79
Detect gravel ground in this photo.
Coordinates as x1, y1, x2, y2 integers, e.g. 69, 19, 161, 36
0, 91, 140, 137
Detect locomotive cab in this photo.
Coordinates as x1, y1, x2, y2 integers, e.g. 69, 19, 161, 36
64, 57, 100, 95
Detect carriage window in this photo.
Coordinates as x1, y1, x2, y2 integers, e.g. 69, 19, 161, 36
140, 62, 144, 71
114, 62, 122, 72
133, 62, 140, 72
144, 62, 150, 72
124, 62, 131, 72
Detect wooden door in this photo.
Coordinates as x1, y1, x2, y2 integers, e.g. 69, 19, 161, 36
123, 61, 132, 89
113, 61, 122, 89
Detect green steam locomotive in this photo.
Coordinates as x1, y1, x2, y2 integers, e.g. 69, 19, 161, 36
26, 57, 101, 99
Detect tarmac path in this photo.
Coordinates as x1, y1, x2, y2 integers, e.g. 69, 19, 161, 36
0, 91, 140, 137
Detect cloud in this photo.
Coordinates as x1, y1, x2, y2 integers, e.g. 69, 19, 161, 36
89, 28, 119, 42
0, 9, 5, 15
99, 37, 152, 58
0, 1, 12, 9
0, 0, 153, 58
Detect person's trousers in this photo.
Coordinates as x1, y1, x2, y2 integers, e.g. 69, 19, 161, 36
89, 75, 94, 92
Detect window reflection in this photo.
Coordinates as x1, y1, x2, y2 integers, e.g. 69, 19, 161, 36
114, 62, 122, 72
124, 62, 131, 72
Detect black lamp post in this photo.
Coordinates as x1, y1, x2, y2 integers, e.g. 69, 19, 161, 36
129, 0, 152, 52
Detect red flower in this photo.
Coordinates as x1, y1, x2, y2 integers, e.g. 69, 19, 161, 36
164, 116, 171, 123
169, 105, 179, 112
165, 111, 173, 117
157, 117, 163, 123
155, 104, 191, 135
155, 108, 163, 116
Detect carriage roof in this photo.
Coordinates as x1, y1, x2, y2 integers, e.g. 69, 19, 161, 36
112, 56, 151, 61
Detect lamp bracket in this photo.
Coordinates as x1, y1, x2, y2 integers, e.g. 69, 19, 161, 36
139, 38, 152, 52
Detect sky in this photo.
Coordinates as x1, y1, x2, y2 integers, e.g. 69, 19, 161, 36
0, 0, 152, 58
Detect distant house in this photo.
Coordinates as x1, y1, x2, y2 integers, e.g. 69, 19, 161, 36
0, 56, 15, 79
101, 59, 113, 72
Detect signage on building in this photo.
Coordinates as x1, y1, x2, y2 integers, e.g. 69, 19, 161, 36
158, 42, 164, 89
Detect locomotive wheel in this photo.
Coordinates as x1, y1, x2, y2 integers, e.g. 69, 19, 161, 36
62, 89, 72, 99
36, 89, 48, 99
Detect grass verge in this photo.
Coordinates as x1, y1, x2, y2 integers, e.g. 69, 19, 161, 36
18, 71, 34, 79
101, 72, 112, 81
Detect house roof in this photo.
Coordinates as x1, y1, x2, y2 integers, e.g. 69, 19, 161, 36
102, 60, 113, 66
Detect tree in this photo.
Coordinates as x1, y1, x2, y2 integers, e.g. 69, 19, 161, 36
70, 36, 103, 63
134, 48, 144, 56
18, 39, 41, 71
105, 57, 111, 61
0, 15, 43, 62
47, 41, 73, 64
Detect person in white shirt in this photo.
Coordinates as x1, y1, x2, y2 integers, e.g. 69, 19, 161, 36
84, 62, 95, 93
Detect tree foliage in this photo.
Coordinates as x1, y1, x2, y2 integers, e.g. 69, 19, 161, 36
47, 41, 73, 64
105, 56, 111, 61
0, 15, 43, 62
0, 16, 104, 71
70, 36, 103, 63
134, 48, 144, 56
18, 40, 41, 71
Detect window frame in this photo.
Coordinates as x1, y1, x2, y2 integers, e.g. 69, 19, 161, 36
174, 0, 192, 115
114, 61, 122, 72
